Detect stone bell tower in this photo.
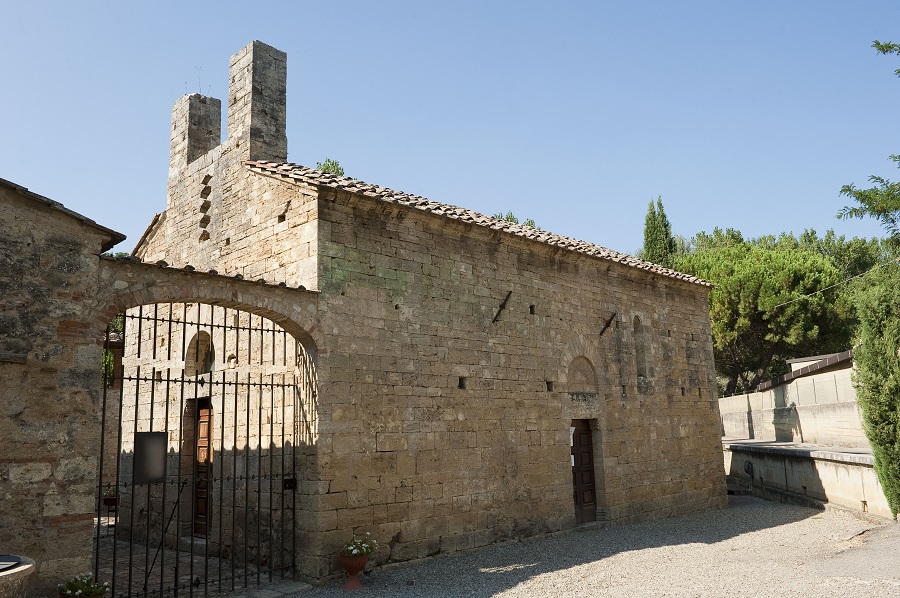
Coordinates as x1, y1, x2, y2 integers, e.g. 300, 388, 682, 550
138, 41, 292, 270
166, 40, 287, 196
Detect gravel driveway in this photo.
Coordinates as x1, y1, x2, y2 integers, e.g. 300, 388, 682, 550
236, 495, 900, 598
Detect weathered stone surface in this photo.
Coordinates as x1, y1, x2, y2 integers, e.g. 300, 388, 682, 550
129, 41, 727, 582
0, 177, 322, 594
0, 39, 727, 593
0, 180, 120, 595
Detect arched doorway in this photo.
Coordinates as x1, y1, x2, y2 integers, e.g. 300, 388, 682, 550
183, 330, 214, 538
95, 302, 317, 596
566, 356, 603, 524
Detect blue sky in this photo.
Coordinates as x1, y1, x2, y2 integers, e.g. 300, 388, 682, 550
3, 1, 899, 255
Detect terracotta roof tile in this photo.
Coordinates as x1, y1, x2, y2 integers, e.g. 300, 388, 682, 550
243, 161, 711, 287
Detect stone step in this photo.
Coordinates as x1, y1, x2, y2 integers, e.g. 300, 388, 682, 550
725, 476, 751, 496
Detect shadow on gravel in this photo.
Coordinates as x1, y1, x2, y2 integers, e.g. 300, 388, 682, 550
294, 495, 820, 597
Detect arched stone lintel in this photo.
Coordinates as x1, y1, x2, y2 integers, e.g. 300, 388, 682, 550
567, 356, 599, 395
91, 258, 323, 354
558, 333, 603, 392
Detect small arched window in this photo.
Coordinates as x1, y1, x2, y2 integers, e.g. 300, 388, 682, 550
185, 331, 215, 377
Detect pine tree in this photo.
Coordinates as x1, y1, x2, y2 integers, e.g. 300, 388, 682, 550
491, 211, 540, 229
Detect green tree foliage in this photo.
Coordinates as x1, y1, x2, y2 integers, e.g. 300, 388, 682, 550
838, 154, 900, 240
692, 227, 745, 252
672, 234, 692, 261
100, 314, 124, 388
316, 157, 345, 177
796, 229, 884, 279
677, 230, 845, 395
640, 196, 676, 268
838, 41, 900, 241
850, 261, 900, 518
836, 40, 900, 518
492, 210, 540, 229
101, 349, 115, 388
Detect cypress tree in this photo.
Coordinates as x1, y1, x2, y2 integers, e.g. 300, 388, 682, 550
641, 196, 676, 268
852, 263, 900, 519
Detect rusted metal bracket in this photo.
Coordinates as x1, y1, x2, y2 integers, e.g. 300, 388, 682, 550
492, 291, 513, 323
598, 312, 617, 338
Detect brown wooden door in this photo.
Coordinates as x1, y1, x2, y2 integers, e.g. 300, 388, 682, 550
571, 419, 596, 523
194, 400, 212, 537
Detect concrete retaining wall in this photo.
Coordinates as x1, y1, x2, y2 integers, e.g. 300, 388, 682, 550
724, 441, 891, 519
719, 369, 868, 447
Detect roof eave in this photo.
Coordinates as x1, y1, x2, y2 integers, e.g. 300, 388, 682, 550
0, 177, 126, 252
243, 161, 711, 288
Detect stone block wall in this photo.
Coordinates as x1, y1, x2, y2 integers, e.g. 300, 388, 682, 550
130, 40, 726, 582
304, 188, 726, 577
724, 443, 891, 518
0, 183, 117, 594
133, 164, 727, 580
143, 152, 319, 288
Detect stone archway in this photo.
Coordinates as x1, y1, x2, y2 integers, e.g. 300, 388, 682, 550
561, 353, 607, 525
87, 258, 322, 596
90, 257, 323, 352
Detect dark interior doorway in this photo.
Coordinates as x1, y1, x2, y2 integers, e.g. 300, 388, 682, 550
571, 419, 597, 523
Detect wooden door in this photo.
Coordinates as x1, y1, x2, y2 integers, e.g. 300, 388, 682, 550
194, 400, 212, 537
571, 419, 596, 523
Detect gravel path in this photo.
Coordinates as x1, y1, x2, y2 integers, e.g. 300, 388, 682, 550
236, 496, 900, 598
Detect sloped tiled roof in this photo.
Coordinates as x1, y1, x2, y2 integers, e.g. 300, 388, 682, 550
756, 349, 853, 392
244, 160, 711, 287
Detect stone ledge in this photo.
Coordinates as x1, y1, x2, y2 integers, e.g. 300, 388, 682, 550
723, 439, 874, 467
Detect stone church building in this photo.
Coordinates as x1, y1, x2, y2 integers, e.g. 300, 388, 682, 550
0, 39, 725, 593
123, 40, 726, 580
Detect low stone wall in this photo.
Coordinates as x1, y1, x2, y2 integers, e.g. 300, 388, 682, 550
718, 369, 868, 448
723, 441, 891, 519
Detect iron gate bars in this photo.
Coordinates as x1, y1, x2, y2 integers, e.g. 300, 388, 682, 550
94, 303, 303, 597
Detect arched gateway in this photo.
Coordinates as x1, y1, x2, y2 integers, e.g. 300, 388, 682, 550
91, 259, 319, 596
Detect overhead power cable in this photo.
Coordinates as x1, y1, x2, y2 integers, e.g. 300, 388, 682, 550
768, 256, 900, 311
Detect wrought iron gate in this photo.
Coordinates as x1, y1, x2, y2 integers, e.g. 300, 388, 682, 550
95, 303, 309, 597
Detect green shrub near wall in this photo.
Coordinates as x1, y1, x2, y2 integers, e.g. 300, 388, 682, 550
853, 262, 900, 520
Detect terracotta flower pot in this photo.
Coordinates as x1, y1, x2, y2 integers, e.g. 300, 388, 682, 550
339, 554, 369, 590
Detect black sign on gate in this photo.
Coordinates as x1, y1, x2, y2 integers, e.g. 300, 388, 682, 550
133, 432, 167, 485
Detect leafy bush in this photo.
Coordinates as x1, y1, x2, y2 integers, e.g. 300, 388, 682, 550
852, 261, 900, 519
316, 158, 345, 177
491, 210, 539, 229
100, 315, 124, 387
